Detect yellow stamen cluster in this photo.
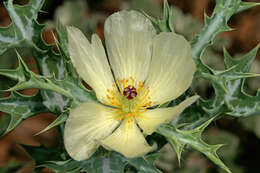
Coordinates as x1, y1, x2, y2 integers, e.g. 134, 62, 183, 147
104, 77, 153, 121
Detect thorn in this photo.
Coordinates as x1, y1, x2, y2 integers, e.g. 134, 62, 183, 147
39, 10, 48, 14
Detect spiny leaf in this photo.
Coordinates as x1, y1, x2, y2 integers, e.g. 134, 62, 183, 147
5, 52, 74, 99
81, 153, 125, 173
223, 45, 259, 71
0, 56, 26, 82
0, 91, 48, 135
222, 46, 260, 117
157, 119, 231, 173
38, 151, 161, 173
235, 1, 260, 14
1, 0, 96, 114
168, 136, 184, 166
35, 111, 69, 136
0, 0, 45, 55
0, 0, 77, 113
143, 0, 174, 32
191, 0, 239, 63
190, 0, 259, 80
201, 45, 260, 117
39, 152, 126, 173
0, 51, 96, 113
126, 154, 161, 173
175, 0, 259, 128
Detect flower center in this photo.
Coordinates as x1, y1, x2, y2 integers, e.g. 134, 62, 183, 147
104, 77, 153, 121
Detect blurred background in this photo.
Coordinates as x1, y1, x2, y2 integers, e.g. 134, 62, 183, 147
0, 0, 259, 172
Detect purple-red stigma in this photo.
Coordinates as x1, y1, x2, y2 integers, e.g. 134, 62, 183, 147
123, 85, 137, 100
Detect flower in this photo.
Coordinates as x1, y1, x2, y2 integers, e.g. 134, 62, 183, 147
64, 10, 198, 161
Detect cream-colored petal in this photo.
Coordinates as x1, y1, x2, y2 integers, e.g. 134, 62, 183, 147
104, 10, 156, 85
136, 95, 199, 135
145, 32, 196, 105
64, 102, 120, 161
101, 119, 152, 158
67, 26, 115, 103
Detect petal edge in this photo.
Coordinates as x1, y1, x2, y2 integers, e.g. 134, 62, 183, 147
145, 32, 196, 106
67, 26, 115, 103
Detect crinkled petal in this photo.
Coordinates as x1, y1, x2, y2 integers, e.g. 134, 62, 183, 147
64, 102, 120, 161
101, 119, 152, 158
145, 32, 196, 105
136, 95, 199, 135
67, 26, 115, 103
104, 10, 156, 84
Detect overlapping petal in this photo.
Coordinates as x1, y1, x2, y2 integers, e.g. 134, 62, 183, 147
104, 10, 156, 85
145, 32, 196, 106
101, 119, 152, 158
67, 26, 115, 103
136, 95, 199, 135
64, 102, 120, 161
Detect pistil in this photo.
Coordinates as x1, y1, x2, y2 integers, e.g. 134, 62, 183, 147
123, 85, 137, 100
105, 77, 153, 121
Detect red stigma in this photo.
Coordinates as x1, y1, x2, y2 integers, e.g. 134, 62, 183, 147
123, 85, 137, 100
